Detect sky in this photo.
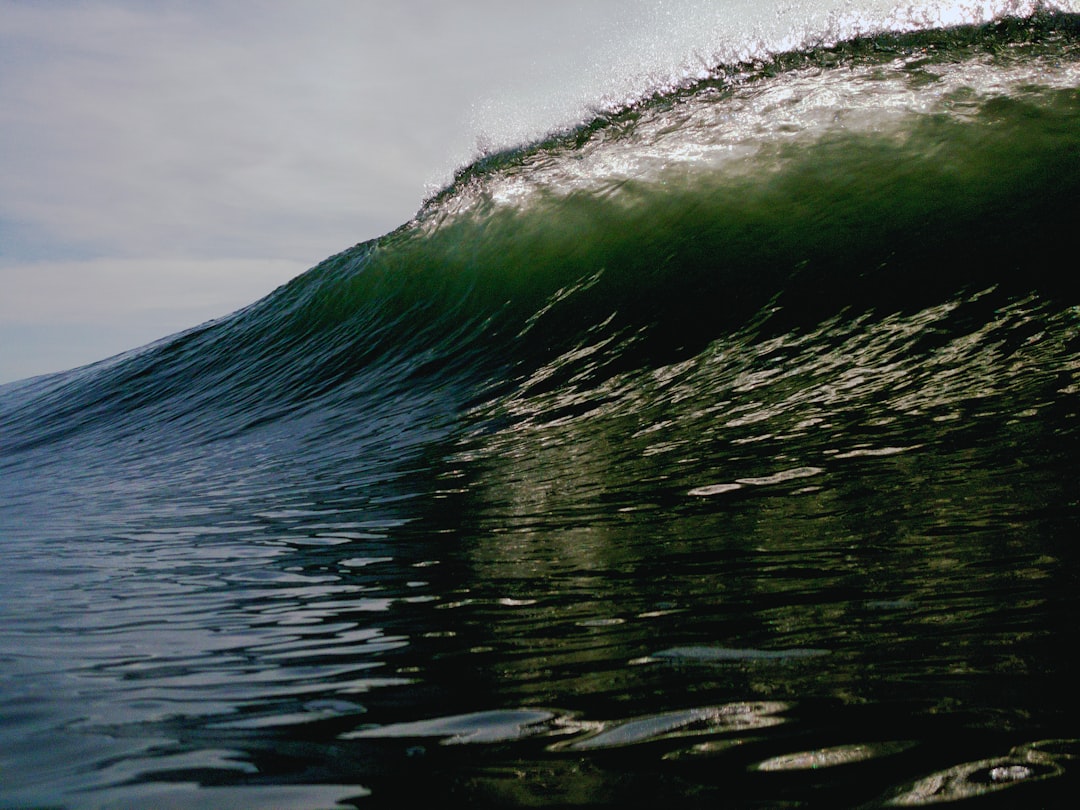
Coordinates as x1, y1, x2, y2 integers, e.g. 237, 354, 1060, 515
0, 0, 1061, 383
0, 0, 691, 383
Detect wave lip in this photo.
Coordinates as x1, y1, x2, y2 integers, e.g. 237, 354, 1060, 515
459, 1, 1080, 162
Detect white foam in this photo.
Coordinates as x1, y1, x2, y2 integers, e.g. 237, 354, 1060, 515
467, 1, 1078, 159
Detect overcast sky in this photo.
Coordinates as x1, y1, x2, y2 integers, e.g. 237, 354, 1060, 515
0, 0, 1057, 383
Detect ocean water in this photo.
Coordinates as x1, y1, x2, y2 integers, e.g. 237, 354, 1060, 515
3, 4, 1080, 808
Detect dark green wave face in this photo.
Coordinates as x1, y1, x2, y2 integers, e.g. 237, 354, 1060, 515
3, 12, 1080, 810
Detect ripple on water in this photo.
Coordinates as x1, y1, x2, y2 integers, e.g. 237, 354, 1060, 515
76, 783, 371, 809
646, 646, 831, 664
885, 739, 1077, 805
553, 702, 789, 751
688, 465, 826, 496
340, 709, 566, 745
338, 701, 792, 753
751, 740, 918, 771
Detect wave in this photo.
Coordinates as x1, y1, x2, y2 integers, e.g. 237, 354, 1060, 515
3, 11, 1078, 465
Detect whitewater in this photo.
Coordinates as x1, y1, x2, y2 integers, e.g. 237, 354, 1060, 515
2, 2, 1080, 808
